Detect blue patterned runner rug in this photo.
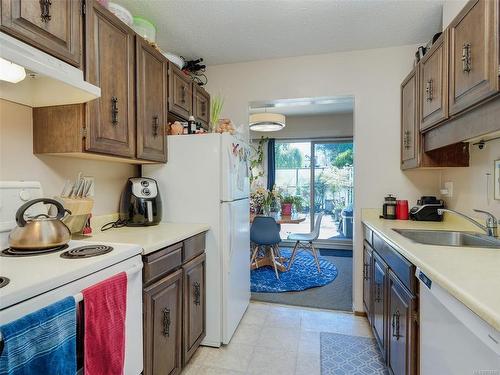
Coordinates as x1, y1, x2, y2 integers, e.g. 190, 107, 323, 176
250, 248, 338, 293
320, 332, 388, 374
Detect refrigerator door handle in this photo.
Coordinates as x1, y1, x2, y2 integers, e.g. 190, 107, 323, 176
226, 204, 233, 274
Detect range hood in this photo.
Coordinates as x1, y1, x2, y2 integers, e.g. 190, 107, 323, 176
0, 32, 100, 107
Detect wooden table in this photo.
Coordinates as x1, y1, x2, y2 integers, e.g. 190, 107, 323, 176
250, 213, 306, 224
250, 213, 306, 273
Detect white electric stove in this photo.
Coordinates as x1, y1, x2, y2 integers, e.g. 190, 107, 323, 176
0, 182, 144, 374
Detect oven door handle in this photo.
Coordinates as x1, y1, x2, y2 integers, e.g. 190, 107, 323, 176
73, 263, 143, 303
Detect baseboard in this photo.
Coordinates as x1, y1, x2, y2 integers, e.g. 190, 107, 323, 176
353, 310, 367, 318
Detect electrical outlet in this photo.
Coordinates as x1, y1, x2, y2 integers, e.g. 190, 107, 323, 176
440, 181, 453, 198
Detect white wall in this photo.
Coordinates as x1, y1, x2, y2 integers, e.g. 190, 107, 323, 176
206, 45, 441, 312
251, 112, 353, 140
0, 99, 138, 215
442, 0, 468, 28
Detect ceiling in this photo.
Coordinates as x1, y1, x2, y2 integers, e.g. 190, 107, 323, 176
116, 0, 444, 65
249, 96, 354, 116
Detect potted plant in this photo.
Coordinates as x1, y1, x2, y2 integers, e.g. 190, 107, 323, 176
281, 195, 303, 216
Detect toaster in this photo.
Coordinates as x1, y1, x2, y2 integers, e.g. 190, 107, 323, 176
119, 177, 162, 226
409, 196, 445, 222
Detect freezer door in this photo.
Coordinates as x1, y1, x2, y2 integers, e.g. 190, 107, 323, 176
221, 198, 250, 344
221, 134, 250, 201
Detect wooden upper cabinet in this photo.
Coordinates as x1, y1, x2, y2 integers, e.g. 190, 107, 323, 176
136, 37, 167, 162
182, 253, 206, 366
84, 0, 135, 158
193, 85, 210, 128
419, 32, 449, 130
387, 271, 418, 375
448, 0, 499, 115
168, 63, 193, 119
143, 269, 183, 375
401, 69, 419, 169
0, 0, 82, 67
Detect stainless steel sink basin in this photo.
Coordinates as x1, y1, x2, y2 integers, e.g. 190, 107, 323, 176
392, 229, 500, 249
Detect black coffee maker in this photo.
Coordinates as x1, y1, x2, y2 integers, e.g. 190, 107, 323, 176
409, 196, 445, 221
120, 177, 162, 226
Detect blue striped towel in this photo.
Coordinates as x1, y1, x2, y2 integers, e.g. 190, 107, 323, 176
0, 297, 76, 375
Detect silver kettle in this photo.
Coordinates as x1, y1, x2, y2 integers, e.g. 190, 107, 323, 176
8, 198, 72, 250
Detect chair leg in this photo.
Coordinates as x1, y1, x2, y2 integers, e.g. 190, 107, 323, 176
250, 244, 259, 267
310, 242, 321, 273
269, 245, 280, 280
287, 241, 300, 271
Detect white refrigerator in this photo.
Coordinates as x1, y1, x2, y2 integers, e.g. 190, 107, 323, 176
143, 133, 250, 347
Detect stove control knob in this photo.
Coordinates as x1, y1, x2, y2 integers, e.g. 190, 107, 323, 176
19, 190, 31, 201
142, 188, 151, 196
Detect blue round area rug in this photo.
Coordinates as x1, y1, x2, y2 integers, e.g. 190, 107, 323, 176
251, 248, 338, 293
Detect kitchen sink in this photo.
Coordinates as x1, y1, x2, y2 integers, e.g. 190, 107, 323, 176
392, 229, 500, 249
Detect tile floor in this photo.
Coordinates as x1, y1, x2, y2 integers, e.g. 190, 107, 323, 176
182, 301, 373, 375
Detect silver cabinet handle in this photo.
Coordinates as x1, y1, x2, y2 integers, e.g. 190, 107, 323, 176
425, 79, 433, 102
162, 308, 171, 337
40, 0, 52, 22
461, 43, 471, 73
111, 96, 118, 125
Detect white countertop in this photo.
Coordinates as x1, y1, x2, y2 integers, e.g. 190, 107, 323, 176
361, 209, 500, 332
75, 222, 210, 255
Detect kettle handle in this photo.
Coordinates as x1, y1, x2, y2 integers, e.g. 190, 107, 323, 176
15, 198, 66, 227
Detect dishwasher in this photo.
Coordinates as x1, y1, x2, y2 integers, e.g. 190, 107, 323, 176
417, 268, 500, 375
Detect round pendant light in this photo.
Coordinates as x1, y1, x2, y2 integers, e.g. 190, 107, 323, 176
249, 112, 286, 132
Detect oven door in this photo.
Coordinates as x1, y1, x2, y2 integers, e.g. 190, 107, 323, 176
0, 255, 143, 375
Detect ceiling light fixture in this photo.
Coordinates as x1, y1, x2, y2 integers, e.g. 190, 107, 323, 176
0, 57, 26, 83
249, 112, 286, 132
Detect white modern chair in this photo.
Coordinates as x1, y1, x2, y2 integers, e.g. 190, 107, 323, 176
287, 212, 324, 273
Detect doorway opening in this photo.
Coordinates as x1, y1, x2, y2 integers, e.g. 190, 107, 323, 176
248, 96, 354, 311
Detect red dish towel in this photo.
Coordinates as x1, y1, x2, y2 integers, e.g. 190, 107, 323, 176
83, 272, 128, 375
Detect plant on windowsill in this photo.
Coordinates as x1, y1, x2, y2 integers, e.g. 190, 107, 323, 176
281, 195, 303, 216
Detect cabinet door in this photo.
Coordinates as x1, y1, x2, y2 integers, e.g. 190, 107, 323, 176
136, 37, 167, 162
401, 69, 419, 169
143, 269, 183, 375
363, 242, 373, 324
419, 32, 449, 130
168, 63, 193, 119
182, 253, 206, 365
372, 252, 388, 360
193, 85, 210, 128
387, 271, 418, 375
0, 0, 82, 67
449, 0, 499, 115
84, 0, 135, 158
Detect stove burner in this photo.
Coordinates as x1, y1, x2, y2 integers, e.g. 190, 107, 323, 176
0, 277, 10, 288
1, 244, 69, 257
60, 245, 113, 259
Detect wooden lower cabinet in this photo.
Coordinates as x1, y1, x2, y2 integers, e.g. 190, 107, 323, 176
182, 253, 206, 365
372, 251, 388, 359
363, 224, 419, 375
363, 242, 373, 324
143, 233, 207, 374
388, 271, 418, 375
143, 269, 183, 375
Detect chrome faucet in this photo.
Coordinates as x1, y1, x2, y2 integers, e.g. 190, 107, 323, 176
437, 208, 498, 237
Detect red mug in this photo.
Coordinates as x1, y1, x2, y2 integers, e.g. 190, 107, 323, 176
396, 200, 409, 220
